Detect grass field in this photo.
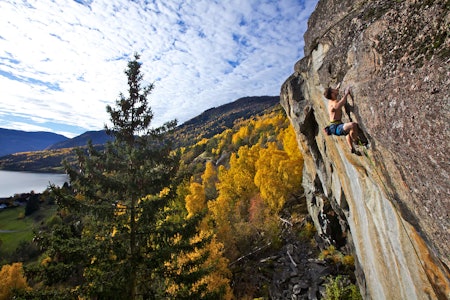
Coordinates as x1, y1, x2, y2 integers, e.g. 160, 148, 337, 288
0, 205, 57, 254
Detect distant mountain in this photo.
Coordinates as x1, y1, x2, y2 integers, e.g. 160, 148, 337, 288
170, 96, 279, 147
0, 95, 280, 172
49, 94, 280, 150
0, 128, 68, 157
47, 130, 113, 150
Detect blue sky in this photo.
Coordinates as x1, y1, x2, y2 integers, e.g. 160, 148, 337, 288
0, 0, 317, 138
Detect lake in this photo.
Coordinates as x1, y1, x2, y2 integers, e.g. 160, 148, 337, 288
0, 170, 69, 198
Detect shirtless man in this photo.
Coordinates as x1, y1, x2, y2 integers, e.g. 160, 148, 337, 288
324, 85, 359, 154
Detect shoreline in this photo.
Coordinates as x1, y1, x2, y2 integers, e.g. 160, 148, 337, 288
0, 167, 66, 174
0, 170, 69, 199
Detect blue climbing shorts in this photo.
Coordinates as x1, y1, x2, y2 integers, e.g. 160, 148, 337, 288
328, 123, 348, 136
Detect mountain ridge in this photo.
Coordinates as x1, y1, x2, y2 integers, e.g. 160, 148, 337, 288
46, 130, 114, 150
0, 95, 279, 172
0, 128, 68, 157
0, 95, 279, 156
171, 95, 279, 147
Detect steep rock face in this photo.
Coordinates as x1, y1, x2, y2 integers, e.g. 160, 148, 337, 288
280, 1, 449, 299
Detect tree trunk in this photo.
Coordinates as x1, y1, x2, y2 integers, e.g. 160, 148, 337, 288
129, 194, 137, 300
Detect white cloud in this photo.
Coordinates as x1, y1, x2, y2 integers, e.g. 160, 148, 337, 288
0, 0, 318, 137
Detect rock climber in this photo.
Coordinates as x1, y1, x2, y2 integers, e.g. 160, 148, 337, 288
323, 85, 360, 154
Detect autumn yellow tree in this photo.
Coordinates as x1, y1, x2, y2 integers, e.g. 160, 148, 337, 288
201, 161, 218, 200
185, 181, 207, 218
279, 124, 303, 194
254, 125, 303, 212
0, 263, 30, 300
212, 129, 234, 155
164, 231, 233, 300
199, 237, 233, 300
254, 142, 288, 212
173, 172, 233, 299
208, 145, 261, 259
231, 124, 250, 146
279, 123, 301, 158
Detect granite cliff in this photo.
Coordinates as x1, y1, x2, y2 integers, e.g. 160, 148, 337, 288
280, 0, 449, 299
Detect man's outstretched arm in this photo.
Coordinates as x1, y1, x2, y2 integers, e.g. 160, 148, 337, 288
333, 87, 351, 111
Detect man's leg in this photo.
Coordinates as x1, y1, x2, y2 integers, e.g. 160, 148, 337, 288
346, 134, 353, 150
344, 122, 359, 151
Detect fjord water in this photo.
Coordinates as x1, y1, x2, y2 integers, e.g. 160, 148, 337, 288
0, 170, 69, 197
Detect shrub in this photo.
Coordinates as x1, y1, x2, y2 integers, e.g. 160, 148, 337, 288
17, 211, 25, 220
0, 262, 30, 300
323, 275, 361, 300
319, 245, 343, 263
299, 221, 316, 240
342, 255, 355, 268
319, 246, 356, 271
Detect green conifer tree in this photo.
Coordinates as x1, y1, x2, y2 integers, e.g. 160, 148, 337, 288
30, 54, 218, 299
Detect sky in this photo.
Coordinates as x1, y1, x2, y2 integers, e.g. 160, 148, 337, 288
0, 0, 318, 138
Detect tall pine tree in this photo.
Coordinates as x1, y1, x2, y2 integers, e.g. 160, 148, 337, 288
31, 54, 218, 299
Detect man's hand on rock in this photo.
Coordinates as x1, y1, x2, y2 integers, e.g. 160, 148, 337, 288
345, 86, 351, 96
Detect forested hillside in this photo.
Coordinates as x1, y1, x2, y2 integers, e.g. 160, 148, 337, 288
177, 106, 307, 298
0, 97, 279, 173
1, 106, 359, 299
0, 148, 77, 173
0, 56, 358, 299
171, 95, 279, 147
0, 106, 301, 297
